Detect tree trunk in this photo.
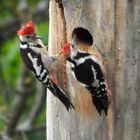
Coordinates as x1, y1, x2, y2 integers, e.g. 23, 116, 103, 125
47, 0, 140, 140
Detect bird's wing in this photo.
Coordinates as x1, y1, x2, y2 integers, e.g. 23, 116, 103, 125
89, 59, 110, 115
90, 59, 106, 94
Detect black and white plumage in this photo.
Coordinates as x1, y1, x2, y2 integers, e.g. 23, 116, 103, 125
66, 37, 110, 115
18, 34, 74, 111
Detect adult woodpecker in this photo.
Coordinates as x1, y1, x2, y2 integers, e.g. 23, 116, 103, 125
62, 28, 110, 115
17, 21, 74, 111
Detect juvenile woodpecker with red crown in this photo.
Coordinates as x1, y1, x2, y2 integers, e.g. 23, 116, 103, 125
17, 21, 74, 111
62, 28, 111, 115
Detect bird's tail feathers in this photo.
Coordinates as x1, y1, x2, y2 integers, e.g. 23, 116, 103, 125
92, 95, 110, 115
48, 80, 75, 111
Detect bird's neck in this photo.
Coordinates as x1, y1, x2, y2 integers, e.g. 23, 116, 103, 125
70, 48, 78, 59
67, 48, 79, 65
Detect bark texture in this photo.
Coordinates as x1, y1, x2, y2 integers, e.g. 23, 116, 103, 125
47, 0, 140, 140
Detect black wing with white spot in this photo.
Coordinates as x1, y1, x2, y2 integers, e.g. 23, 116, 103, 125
87, 59, 110, 115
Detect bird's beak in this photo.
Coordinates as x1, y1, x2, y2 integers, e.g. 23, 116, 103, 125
35, 35, 43, 39
33, 34, 43, 40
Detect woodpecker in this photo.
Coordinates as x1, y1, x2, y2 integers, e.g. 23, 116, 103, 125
17, 21, 74, 111
62, 36, 110, 115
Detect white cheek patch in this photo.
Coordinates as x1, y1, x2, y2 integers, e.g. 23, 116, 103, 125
19, 36, 28, 43
28, 53, 42, 76
19, 36, 24, 41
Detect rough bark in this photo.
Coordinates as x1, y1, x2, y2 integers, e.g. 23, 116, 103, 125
47, 0, 140, 140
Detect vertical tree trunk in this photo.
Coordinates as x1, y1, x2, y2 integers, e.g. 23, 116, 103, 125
47, 0, 140, 140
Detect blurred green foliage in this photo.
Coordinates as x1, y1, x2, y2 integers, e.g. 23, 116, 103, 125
0, 0, 40, 19
1, 37, 21, 87
36, 22, 49, 44
27, 131, 46, 140
0, 0, 18, 18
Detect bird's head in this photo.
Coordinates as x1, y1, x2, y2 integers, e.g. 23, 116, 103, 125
62, 43, 71, 58
17, 21, 42, 43
62, 35, 78, 58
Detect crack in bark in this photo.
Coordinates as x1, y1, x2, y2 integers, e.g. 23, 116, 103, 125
55, 0, 69, 95
55, 0, 67, 43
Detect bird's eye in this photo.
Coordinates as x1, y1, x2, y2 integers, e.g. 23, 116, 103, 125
26, 36, 30, 38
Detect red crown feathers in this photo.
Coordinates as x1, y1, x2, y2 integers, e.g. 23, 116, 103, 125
17, 21, 35, 36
